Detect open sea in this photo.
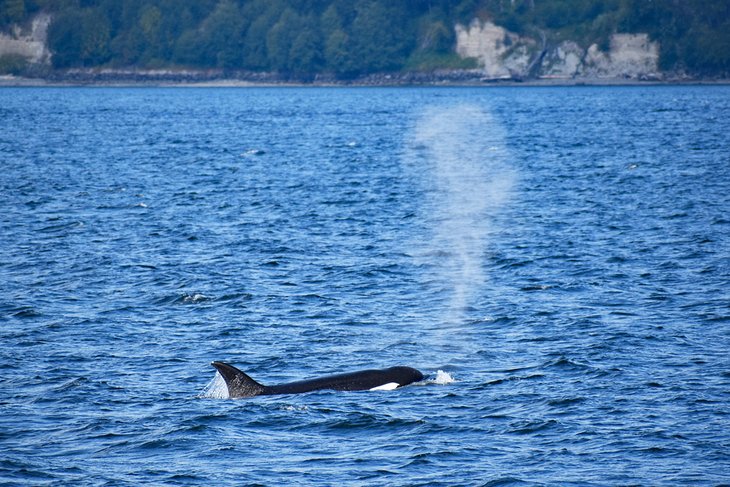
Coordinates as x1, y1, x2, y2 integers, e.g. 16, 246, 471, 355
1, 85, 729, 486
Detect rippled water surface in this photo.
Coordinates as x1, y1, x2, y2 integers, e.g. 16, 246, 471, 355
1, 86, 729, 485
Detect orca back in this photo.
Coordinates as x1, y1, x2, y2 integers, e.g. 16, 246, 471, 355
211, 362, 424, 398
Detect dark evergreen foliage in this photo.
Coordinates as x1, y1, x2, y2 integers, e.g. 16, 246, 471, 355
2, 0, 728, 77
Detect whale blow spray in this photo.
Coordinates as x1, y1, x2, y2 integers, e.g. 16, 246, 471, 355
412, 104, 516, 327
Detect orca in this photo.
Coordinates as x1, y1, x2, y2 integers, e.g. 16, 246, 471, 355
211, 361, 424, 398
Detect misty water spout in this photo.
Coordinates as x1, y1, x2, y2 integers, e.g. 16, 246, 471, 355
411, 104, 516, 326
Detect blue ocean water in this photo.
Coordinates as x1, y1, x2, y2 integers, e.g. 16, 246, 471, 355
1, 85, 729, 485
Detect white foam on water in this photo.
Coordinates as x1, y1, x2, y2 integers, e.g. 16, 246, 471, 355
242, 149, 266, 156
183, 293, 209, 304
431, 370, 456, 385
199, 372, 229, 399
280, 405, 309, 411
410, 370, 456, 386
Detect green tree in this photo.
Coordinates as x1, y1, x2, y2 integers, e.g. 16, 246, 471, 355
349, 0, 414, 73
320, 3, 356, 74
241, 0, 284, 70
267, 8, 301, 71
200, 0, 244, 68
173, 29, 203, 66
48, 10, 83, 67
416, 17, 453, 52
48, 7, 111, 67
289, 15, 323, 75
320, 3, 343, 33
324, 28, 357, 76
139, 5, 161, 44
79, 8, 111, 65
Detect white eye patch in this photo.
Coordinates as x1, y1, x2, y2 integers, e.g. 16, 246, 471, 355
369, 382, 399, 391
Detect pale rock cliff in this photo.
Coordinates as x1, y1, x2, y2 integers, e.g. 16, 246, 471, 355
456, 19, 660, 80
455, 20, 537, 79
0, 13, 51, 64
541, 41, 584, 78
581, 34, 659, 78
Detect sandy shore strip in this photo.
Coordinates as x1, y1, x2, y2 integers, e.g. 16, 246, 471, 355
1, 72, 727, 88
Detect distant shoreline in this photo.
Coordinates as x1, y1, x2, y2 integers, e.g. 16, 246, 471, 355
1, 70, 728, 88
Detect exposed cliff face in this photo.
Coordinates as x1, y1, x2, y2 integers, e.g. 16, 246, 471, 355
0, 13, 51, 64
582, 34, 659, 78
455, 21, 538, 79
456, 19, 660, 80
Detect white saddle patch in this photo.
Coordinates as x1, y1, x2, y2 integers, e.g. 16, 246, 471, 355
369, 382, 399, 391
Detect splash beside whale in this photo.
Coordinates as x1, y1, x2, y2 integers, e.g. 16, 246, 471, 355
211, 361, 424, 398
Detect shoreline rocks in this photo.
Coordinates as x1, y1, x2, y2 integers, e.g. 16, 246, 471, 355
1, 67, 717, 87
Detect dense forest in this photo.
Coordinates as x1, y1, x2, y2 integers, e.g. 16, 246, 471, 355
1, 0, 729, 77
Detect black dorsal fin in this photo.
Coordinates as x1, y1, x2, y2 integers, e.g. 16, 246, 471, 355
211, 361, 266, 398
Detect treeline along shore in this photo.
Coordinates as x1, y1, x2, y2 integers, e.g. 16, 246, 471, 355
1, 0, 729, 83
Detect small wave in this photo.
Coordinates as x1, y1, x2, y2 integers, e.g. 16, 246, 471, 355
474, 315, 515, 325
321, 413, 425, 430
547, 396, 586, 407
482, 478, 530, 487
427, 370, 455, 385
215, 292, 253, 303
53, 377, 89, 392
508, 418, 559, 435
119, 263, 157, 270
486, 373, 544, 386
280, 404, 309, 412
241, 149, 266, 156
174, 293, 212, 304
520, 284, 553, 292
39, 220, 84, 233
198, 372, 229, 399
11, 306, 42, 318
545, 356, 592, 371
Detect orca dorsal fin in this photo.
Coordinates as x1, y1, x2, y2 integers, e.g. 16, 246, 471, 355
211, 361, 266, 398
